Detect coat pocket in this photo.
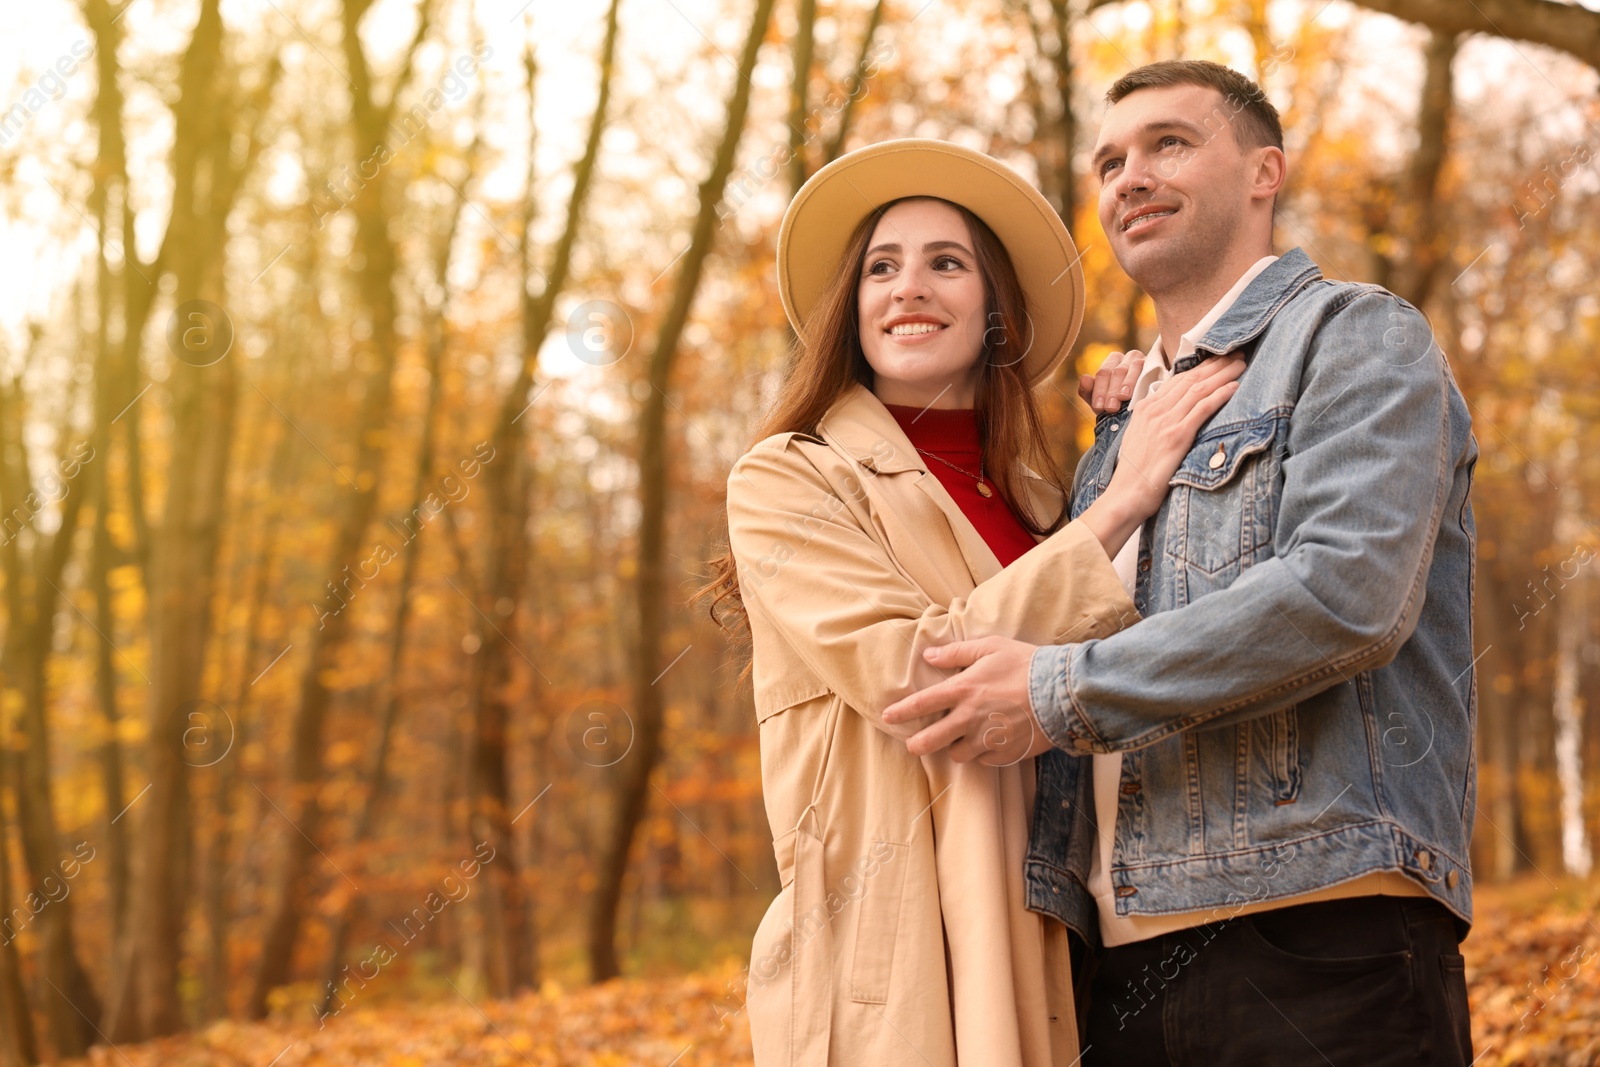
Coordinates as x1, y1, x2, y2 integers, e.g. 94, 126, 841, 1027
848, 840, 911, 1005
751, 809, 834, 1066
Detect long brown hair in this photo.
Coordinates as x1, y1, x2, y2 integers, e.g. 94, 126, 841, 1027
698, 196, 1072, 649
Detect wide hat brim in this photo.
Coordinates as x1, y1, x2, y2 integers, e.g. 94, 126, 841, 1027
777, 138, 1085, 387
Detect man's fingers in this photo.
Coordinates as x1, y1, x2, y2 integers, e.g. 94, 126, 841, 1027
906, 711, 970, 757
882, 683, 947, 724
923, 639, 988, 669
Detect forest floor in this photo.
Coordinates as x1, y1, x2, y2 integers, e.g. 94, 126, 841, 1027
62, 875, 1598, 1067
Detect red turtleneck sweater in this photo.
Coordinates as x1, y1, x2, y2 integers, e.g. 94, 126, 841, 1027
882, 403, 1039, 567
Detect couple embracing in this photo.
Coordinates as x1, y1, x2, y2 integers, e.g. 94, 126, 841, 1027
705, 60, 1479, 1067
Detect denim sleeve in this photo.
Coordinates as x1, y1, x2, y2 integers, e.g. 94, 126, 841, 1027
1032, 293, 1458, 754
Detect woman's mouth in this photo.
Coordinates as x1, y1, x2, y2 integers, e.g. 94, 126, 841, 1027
887, 322, 948, 337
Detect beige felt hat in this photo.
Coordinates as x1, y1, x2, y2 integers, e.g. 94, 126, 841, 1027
776, 138, 1086, 386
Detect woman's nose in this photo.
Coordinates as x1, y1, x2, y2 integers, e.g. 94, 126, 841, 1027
892, 260, 933, 302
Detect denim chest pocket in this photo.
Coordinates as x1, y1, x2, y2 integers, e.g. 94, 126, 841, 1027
1167, 413, 1285, 576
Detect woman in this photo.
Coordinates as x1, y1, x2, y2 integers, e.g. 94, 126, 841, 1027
703, 140, 1242, 1066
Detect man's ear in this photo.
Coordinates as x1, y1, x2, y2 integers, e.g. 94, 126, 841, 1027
1251, 145, 1288, 203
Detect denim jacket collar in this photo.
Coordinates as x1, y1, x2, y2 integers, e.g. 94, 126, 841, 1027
1174, 248, 1324, 373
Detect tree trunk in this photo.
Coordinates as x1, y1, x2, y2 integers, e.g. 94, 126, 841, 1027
587, 0, 779, 983
246, 0, 434, 1017
788, 0, 817, 194
1551, 438, 1591, 877
822, 0, 886, 165
98, 0, 279, 1037
0, 361, 101, 1056
1045, 0, 1077, 230
1386, 30, 1458, 309
318, 149, 476, 1013
452, 0, 620, 996
0, 712, 40, 1066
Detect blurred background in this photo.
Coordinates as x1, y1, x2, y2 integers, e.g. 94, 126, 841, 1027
0, 0, 1597, 1063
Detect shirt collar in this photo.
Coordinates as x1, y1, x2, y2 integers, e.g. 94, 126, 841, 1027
1149, 255, 1279, 371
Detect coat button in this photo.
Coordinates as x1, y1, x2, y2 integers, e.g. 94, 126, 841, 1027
1446, 869, 1459, 889
1109, 421, 1121, 432
1416, 850, 1432, 871
1115, 886, 1137, 897
1208, 445, 1227, 470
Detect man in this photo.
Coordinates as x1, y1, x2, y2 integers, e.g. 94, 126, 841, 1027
883, 60, 1479, 1064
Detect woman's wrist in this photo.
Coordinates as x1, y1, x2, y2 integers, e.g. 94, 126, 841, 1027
1078, 488, 1146, 562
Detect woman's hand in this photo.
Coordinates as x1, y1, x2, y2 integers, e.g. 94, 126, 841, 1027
1078, 350, 1146, 413
1078, 355, 1246, 560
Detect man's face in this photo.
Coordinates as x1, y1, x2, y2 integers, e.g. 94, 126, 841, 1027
1093, 84, 1266, 293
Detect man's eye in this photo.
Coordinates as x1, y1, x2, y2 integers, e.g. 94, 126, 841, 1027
1099, 160, 1121, 178
1160, 136, 1186, 149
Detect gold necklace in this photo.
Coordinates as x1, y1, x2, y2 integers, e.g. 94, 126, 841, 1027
917, 449, 993, 498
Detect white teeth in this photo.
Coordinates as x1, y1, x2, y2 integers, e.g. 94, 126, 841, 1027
1124, 209, 1176, 231
889, 322, 945, 336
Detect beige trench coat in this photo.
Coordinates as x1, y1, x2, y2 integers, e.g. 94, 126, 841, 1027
727, 384, 1138, 1067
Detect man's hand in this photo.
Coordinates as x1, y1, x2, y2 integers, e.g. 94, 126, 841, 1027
1078, 349, 1146, 413
882, 636, 1052, 764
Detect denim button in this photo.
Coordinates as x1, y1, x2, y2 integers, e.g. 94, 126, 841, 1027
1115, 886, 1137, 897
1109, 421, 1120, 432
1446, 869, 1459, 889
1417, 850, 1432, 870
1208, 444, 1227, 469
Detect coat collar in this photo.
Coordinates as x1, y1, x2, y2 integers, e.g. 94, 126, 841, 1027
815, 383, 1064, 586
815, 383, 928, 474
816, 383, 1056, 488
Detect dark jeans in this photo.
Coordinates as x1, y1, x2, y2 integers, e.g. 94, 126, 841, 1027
1080, 896, 1473, 1066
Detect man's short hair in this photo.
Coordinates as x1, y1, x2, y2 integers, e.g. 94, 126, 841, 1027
1106, 60, 1283, 152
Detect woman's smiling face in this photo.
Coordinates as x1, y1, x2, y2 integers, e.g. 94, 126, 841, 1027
857, 198, 990, 410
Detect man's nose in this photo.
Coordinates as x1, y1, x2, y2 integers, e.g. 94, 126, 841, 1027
1113, 153, 1157, 202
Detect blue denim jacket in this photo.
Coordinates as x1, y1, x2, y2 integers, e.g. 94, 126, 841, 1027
1025, 248, 1479, 946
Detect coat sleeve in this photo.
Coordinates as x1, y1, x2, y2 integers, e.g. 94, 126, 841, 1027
726, 435, 1139, 740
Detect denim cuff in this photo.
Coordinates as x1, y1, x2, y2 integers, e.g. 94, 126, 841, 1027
1030, 643, 1103, 754
1029, 644, 1074, 747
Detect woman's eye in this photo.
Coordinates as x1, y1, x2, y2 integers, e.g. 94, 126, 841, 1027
866, 259, 893, 275
933, 255, 964, 271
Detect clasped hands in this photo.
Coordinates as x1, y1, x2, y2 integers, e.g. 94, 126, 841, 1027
882, 351, 1147, 764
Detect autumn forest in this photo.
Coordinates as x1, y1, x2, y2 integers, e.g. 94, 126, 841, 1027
1, 0, 1599, 1062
